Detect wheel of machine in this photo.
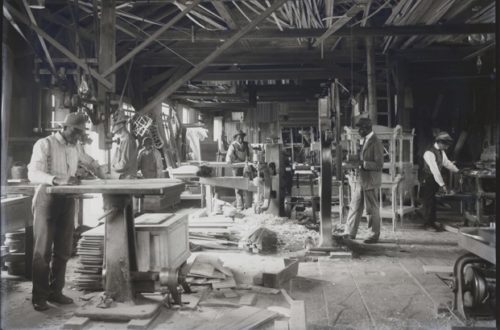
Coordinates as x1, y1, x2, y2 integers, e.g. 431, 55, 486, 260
284, 196, 292, 218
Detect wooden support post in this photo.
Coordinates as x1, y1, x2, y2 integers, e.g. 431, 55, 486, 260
366, 35, 377, 123
104, 195, 135, 302
97, 0, 116, 150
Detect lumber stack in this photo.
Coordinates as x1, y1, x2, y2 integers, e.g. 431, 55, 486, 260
188, 216, 240, 250
74, 225, 104, 291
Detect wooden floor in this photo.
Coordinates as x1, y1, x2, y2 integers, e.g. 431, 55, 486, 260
0, 204, 496, 329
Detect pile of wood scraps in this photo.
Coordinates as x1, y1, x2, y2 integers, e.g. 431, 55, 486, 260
189, 217, 240, 250
74, 225, 104, 291
186, 254, 236, 288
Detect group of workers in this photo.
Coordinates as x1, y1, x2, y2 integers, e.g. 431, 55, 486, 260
25, 112, 460, 311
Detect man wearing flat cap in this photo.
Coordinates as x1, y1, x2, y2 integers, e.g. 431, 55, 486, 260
28, 112, 102, 311
344, 117, 385, 243
420, 131, 459, 231
226, 130, 252, 210
110, 111, 138, 179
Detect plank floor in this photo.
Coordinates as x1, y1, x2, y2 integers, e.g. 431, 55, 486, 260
1, 204, 496, 329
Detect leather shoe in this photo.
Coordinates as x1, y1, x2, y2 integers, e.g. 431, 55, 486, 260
33, 301, 50, 311
48, 293, 74, 305
363, 237, 379, 244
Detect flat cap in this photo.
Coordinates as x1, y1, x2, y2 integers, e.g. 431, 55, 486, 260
435, 131, 453, 143
355, 117, 372, 128
62, 112, 87, 131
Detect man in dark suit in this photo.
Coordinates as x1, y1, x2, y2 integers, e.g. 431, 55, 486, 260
344, 118, 385, 243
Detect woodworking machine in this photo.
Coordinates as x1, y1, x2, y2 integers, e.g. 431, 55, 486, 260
452, 227, 496, 321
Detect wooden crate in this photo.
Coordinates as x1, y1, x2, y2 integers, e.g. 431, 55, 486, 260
135, 213, 190, 271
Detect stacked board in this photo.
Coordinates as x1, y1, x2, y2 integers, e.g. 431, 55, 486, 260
74, 225, 104, 291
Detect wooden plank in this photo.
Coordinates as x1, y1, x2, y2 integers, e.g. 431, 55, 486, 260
200, 177, 258, 192
63, 317, 90, 329
236, 284, 280, 294
280, 289, 294, 306
212, 276, 236, 290
422, 265, 454, 274
139, 0, 289, 114
199, 299, 240, 308
239, 293, 257, 306
289, 301, 307, 330
274, 320, 289, 330
262, 260, 299, 289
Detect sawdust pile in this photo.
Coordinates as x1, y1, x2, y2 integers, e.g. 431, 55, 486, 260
232, 209, 320, 253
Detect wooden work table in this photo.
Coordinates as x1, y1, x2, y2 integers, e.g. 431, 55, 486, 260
40, 178, 184, 320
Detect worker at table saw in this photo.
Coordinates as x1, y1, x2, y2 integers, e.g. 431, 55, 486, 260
420, 131, 459, 232
343, 118, 384, 244
226, 130, 252, 210
110, 111, 138, 179
137, 137, 164, 178
27, 113, 103, 311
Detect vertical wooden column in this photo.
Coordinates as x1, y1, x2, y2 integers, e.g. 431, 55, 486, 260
97, 0, 116, 150
104, 195, 135, 303
366, 36, 377, 123
1, 43, 13, 187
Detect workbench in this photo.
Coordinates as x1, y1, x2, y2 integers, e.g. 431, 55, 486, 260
46, 179, 185, 321
199, 176, 258, 213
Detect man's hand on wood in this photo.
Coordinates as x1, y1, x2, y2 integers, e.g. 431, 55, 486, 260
53, 176, 80, 186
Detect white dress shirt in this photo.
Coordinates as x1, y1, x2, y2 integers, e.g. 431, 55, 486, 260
423, 143, 459, 187
28, 132, 99, 185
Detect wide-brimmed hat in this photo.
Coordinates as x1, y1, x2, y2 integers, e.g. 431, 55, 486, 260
62, 113, 87, 131
233, 130, 246, 139
355, 117, 372, 128
435, 131, 453, 144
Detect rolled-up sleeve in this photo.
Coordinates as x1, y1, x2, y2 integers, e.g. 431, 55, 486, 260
225, 144, 235, 163
27, 139, 56, 185
423, 151, 445, 186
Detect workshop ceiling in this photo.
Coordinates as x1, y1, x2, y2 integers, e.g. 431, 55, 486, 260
3, 0, 496, 112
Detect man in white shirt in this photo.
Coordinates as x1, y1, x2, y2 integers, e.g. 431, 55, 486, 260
28, 113, 102, 311
420, 131, 459, 231
226, 130, 251, 210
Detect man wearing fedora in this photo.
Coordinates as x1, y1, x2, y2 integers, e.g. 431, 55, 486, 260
110, 111, 138, 179
226, 130, 251, 210
420, 131, 459, 231
28, 112, 103, 311
344, 117, 385, 244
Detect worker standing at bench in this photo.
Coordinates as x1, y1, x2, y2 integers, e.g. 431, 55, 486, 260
27, 113, 103, 311
226, 130, 252, 211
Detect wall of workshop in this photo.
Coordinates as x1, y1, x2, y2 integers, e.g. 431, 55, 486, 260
411, 77, 496, 164
3, 25, 42, 174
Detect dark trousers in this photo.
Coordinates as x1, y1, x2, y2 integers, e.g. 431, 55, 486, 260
32, 190, 75, 303
420, 176, 439, 225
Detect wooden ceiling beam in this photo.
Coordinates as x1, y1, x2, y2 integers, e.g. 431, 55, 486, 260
139, 0, 290, 114
101, 0, 201, 77
117, 24, 496, 42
